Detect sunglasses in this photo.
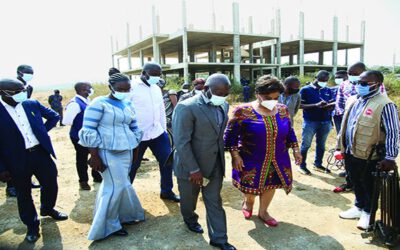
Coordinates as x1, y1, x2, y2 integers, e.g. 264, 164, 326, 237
357, 81, 377, 87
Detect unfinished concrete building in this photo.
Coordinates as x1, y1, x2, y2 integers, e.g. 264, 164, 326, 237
112, 1, 365, 83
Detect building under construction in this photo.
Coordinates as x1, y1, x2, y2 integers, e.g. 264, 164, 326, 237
112, 1, 365, 84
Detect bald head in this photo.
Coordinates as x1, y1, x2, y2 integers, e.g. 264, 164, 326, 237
348, 62, 366, 76
0, 78, 24, 91
204, 73, 231, 97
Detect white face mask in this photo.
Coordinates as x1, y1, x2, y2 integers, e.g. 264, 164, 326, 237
261, 100, 278, 110
317, 81, 328, 88
182, 89, 189, 93
209, 90, 227, 106
348, 75, 360, 83
194, 90, 202, 95
88, 88, 94, 96
22, 73, 33, 82
334, 78, 344, 85
147, 76, 160, 85
110, 86, 129, 100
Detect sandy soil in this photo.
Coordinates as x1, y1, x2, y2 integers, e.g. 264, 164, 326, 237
0, 92, 396, 250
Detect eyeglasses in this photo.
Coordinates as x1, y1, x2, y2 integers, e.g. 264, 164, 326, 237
357, 81, 377, 87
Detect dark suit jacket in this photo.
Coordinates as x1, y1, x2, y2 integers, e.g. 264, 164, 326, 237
172, 94, 229, 179
0, 99, 59, 175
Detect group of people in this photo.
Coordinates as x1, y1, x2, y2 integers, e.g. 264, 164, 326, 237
0, 60, 398, 250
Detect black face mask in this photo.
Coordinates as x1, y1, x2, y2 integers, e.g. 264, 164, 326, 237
288, 88, 300, 94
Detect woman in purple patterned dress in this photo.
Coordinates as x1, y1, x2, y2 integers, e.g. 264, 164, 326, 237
224, 75, 302, 227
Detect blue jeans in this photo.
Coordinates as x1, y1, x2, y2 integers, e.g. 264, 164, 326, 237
129, 132, 173, 194
333, 115, 343, 135
300, 120, 332, 169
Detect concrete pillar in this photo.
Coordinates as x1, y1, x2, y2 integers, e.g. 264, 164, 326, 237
249, 44, 254, 63
182, 0, 189, 82
275, 9, 281, 77
318, 51, 324, 65
270, 44, 275, 64
152, 5, 160, 63
270, 19, 275, 36
320, 30, 325, 40
178, 50, 183, 63
345, 25, 349, 66
259, 47, 264, 64
139, 25, 143, 40
220, 49, 225, 62
332, 15, 338, 73
248, 16, 253, 34
116, 39, 119, 51
117, 57, 121, 69
157, 14, 161, 33
162, 54, 166, 65
299, 11, 305, 76
110, 36, 115, 67
126, 23, 132, 69
289, 55, 293, 65
360, 20, 366, 62
232, 1, 241, 84
211, 43, 217, 62
189, 51, 195, 62
139, 50, 144, 67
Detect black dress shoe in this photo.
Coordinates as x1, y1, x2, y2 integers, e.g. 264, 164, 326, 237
112, 228, 128, 236
40, 209, 68, 221
6, 187, 17, 197
93, 177, 103, 183
25, 231, 40, 243
185, 222, 204, 234
210, 241, 236, 250
160, 191, 180, 202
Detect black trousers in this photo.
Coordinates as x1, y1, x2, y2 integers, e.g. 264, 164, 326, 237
70, 137, 101, 182
345, 154, 378, 213
13, 146, 58, 231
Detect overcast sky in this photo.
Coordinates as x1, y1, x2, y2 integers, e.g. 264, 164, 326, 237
0, 0, 398, 87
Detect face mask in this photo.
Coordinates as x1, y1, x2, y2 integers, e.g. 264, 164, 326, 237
12, 91, 28, 103
348, 75, 360, 83
355, 84, 370, 97
288, 88, 300, 95
335, 78, 344, 85
317, 81, 328, 88
261, 100, 278, 110
147, 76, 160, 85
22, 73, 33, 82
182, 89, 189, 93
194, 90, 202, 95
209, 90, 227, 106
88, 88, 94, 96
110, 86, 129, 100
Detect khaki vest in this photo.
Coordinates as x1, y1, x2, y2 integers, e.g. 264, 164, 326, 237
340, 94, 392, 160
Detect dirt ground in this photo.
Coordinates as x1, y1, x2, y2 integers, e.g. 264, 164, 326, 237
0, 94, 397, 250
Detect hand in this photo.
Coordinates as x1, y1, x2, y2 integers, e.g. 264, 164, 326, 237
293, 151, 302, 165
232, 155, 244, 171
88, 155, 106, 172
0, 171, 11, 183
316, 101, 327, 108
378, 159, 397, 172
189, 171, 203, 186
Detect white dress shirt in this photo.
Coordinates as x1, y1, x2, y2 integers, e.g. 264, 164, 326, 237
0, 97, 40, 149
62, 95, 90, 125
129, 79, 166, 141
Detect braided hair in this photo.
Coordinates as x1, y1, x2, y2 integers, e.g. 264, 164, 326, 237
108, 73, 130, 86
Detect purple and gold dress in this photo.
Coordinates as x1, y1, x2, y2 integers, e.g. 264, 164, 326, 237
224, 103, 298, 195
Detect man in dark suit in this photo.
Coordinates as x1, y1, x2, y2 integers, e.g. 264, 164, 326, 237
0, 78, 68, 243
172, 73, 236, 250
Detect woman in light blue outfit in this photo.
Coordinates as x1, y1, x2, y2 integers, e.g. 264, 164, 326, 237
79, 73, 145, 241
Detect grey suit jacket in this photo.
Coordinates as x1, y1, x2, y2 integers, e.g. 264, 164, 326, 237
172, 94, 229, 180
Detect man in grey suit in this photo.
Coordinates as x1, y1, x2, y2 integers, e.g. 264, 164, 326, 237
172, 73, 236, 250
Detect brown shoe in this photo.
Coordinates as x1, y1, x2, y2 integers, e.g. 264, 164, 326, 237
80, 182, 91, 190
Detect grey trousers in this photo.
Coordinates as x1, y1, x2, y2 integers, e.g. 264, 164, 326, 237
177, 166, 228, 244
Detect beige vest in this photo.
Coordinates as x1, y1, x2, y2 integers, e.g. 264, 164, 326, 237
340, 93, 392, 160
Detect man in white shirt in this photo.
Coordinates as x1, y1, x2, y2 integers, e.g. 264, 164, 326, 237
129, 62, 180, 202
63, 82, 102, 190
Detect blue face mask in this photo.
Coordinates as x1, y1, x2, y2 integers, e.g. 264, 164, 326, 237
110, 86, 129, 100
355, 84, 377, 97
147, 76, 160, 85
12, 91, 28, 103
22, 73, 33, 82
348, 75, 360, 83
